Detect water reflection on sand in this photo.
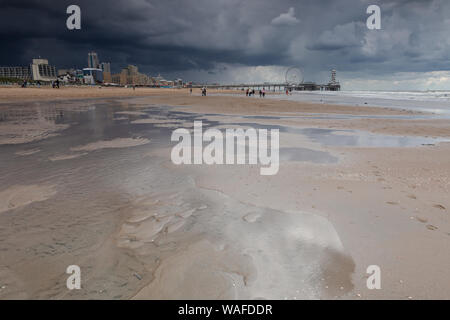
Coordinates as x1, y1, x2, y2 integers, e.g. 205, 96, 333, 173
0, 98, 403, 299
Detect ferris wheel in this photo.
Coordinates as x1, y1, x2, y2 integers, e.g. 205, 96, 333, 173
285, 66, 304, 85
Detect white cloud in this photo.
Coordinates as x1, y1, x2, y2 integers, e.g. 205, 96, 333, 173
271, 7, 300, 26
341, 71, 450, 91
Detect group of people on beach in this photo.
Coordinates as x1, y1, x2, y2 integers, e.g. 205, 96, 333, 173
21, 80, 42, 88
51, 79, 60, 88
246, 88, 266, 98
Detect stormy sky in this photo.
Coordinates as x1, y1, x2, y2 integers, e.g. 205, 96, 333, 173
1, 0, 450, 90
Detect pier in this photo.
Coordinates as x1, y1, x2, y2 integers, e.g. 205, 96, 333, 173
191, 82, 340, 91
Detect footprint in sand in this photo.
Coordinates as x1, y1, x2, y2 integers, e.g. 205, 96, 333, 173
426, 225, 438, 231
243, 212, 261, 223
433, 204, 446, 210
386, 201, 399, 205
407, 194, 417, 200
415, 217, 428, 223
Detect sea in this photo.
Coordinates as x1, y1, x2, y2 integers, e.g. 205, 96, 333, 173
268, 90, 450, 115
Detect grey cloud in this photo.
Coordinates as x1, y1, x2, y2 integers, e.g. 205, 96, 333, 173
0, 0, 449, 87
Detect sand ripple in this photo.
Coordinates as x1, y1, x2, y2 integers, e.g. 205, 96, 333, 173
70, 137, 150, 152
0, 184, 57, 214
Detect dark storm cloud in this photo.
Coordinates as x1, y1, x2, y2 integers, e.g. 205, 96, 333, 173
1, 0, 449, 84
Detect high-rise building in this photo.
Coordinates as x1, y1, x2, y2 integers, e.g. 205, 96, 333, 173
88, 52, 99, 69
100, 62, 111, 73
100, 62, 112, 83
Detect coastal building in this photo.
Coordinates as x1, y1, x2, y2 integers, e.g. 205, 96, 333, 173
103, 72, 112, 83
111, 65, 151, 86
111, 73, 121, 84
58, 68, 77, 77
0, 66, 31, 79
30, 59, 57, 81
100, 62, 111, 73
0, 58, 57, 82
88, 52, 100, 69
174, 78, 183, 87
100, 62, 111, 83
82, 68, 103, 84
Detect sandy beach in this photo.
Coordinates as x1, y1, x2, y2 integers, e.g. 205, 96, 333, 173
0, 86, 449, 299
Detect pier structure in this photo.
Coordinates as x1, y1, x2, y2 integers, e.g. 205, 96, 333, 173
192, 69, 340, 91
192, 81, 340, 91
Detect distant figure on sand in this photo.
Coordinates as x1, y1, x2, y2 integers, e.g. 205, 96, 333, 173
262, 88, 266, 97
286, 89, 289, 95
190, 88, 192, 94
202, 87, 207, 96
246, 88, 249, 96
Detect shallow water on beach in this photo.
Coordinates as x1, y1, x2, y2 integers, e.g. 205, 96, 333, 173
0, 99, 356, 299
230, 121, 449, 148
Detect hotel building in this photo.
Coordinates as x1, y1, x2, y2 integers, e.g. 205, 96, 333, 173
30, 59, 57, 81
0, 58, 57, 82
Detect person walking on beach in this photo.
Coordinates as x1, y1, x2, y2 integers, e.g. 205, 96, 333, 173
190, 88, 192, 94
246, 88, 249, 97
262, 88, 266, 97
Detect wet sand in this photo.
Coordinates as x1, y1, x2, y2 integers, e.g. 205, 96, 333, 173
0, 87, 449, 299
